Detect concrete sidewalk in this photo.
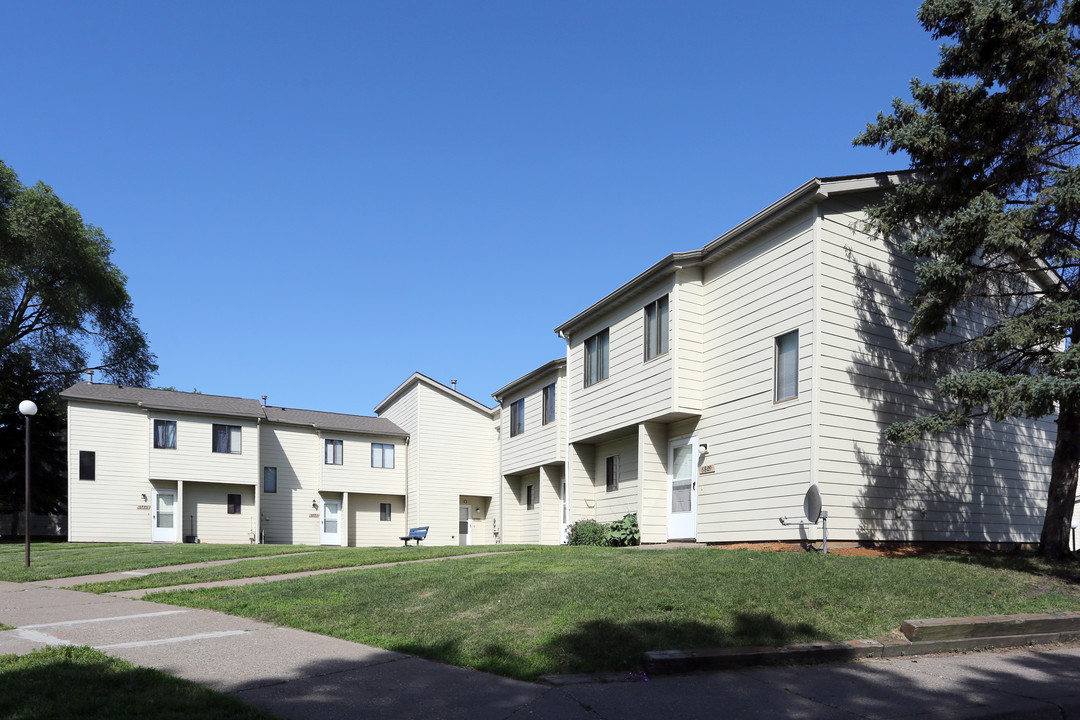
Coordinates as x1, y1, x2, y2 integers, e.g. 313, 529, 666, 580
4, 581, 1080, 719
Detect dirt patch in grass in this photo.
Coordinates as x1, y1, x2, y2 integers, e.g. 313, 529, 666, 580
711, 541, 990, 558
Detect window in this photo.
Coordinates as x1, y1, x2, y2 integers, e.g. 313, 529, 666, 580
585, 329, 609, 387
227, 493, 241, 514
526, 484, 535, 510
263, 467, 277, 493
605, 455, 619, 492
325, 439, 343, 465
153, 419, 176, 449
775, 330, 799, 402
79, 451, 95, 481
645, 295, 669, 360
510, 397, 525, 437
212, 424, 242, 454
542, 383, 556, 425
371, 443, 395, 468
380, 502, 392, 521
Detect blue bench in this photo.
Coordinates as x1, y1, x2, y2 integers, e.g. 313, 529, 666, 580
400, 526, 429, 546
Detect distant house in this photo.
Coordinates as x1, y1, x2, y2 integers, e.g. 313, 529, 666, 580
61, 172, 1058, 546
374, 373, 499, 546
62, 383, 407, 545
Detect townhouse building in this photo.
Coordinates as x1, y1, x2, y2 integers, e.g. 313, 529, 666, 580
61, 172, 1058, 547
63, 383, 408, 545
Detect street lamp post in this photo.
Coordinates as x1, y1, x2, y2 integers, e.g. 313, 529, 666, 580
19, 400, 37, 569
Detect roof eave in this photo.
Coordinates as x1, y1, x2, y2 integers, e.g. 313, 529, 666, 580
61, 394, 263, 420
553, 171, 911, 339
492, 358, 567, 402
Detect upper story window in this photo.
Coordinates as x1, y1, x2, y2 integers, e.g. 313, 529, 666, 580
153, 419, 176, 449
212, 424, 242, 454
79, 451, 96, 480
542, 383, 556, 425
371, 443, 395, 468
510, 397, 525, 437
584, 329, 609, 387
644, 295, 669, 361
325, 438, 343, 465
775, 330, 799, 402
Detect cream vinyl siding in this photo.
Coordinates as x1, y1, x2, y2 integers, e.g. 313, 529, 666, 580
504, 471, 541, 543
348, 494, 406, 546
378, 384, 421, 528
593, 434, 639, 523
693, 212, 816, 543
500, 374, 564, 475
182, 483, 254, 543
540, 464, 563, 545
674, 270, 705, 413
68, 402, 151, 542
405, 382, 496, 545
148, 412, 259, 486
318, 434, 407, 495
259, 424, 320, 545
568, 283, 676, 442
638, 422, 670, 543
815, 194, 1055, 542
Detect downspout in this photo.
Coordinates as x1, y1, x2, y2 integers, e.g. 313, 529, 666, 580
403, 435, 410, 528
254, 415, 262, 543
559, 329, 572, 540
809, 202, 824, 545
496, 417, 503, 544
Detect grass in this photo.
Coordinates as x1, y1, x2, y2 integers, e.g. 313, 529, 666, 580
0, 542, 309, 582
74, 545, 532, 592
144, 546, 1080, 680
0, 646, 279, 719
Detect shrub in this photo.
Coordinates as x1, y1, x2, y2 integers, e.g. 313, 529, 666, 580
566, 519, 608, 546
606, 513, 640, 547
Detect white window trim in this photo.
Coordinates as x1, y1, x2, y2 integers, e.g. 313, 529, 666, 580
775, 330, 799, 402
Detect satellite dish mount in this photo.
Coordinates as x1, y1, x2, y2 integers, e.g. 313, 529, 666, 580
779, 484, 829, 553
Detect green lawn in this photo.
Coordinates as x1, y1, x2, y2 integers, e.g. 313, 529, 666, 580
75, 546, 531, 593
0, 542, 311, 582
144, 546, 1080, 680
0, 646, 280, 720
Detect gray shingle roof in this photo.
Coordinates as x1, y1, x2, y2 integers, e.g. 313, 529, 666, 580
61, 382, 407, 437
60, 382, 264, 418
262, 406, 405, 437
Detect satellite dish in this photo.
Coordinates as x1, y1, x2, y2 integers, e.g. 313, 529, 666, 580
803, 484, 822, 523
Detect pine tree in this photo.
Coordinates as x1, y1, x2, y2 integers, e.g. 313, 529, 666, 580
855, 0, 1080, 558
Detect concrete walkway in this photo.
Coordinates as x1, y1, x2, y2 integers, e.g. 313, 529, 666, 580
31, 550, 521, 598
4, 579, 1080, 718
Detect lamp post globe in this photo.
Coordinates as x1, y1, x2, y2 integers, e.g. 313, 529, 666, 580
18, 400, 37, 417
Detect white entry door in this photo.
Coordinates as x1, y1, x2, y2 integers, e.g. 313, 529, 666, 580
151, 489, 176, 542
321, 500, 341, 545
668, 437, 698, 540
459, 505, 471, 546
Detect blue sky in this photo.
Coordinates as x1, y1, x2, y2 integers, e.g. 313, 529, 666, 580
3, 1, 941, 415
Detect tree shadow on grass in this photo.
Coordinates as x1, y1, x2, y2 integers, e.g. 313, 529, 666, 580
929, 550, 1080, 586
391, 613, 823, 679
0, 645, 274, 720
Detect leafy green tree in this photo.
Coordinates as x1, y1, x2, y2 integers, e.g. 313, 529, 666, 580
855, 0, 1080, 558
0, 160, 157, 387
0, 160, 156, 529
0, 350, 66, 536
